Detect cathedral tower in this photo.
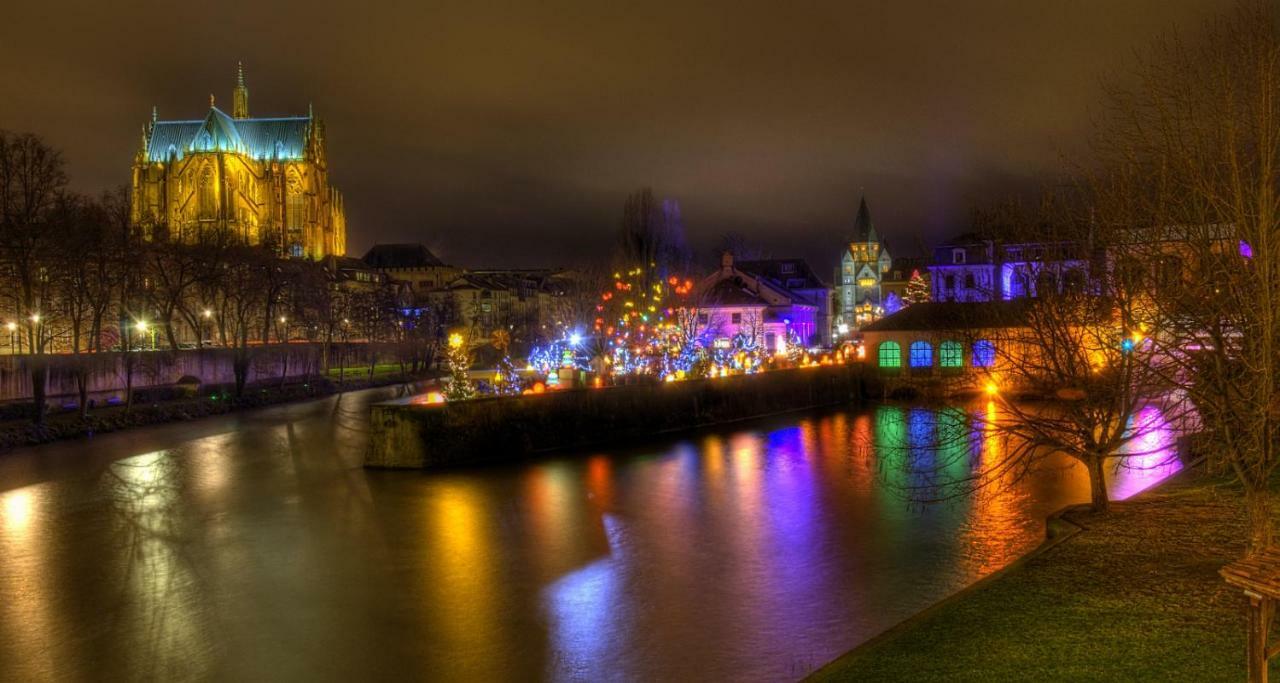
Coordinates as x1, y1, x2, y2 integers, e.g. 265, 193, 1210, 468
232, 62, 249, 119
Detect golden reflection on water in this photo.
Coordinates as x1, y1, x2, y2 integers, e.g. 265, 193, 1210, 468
423, 482, 501, 671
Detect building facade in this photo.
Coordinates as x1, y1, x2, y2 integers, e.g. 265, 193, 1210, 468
694, 253, 821, 353
130, 65, 346, 260
835, 196, 893, 333
930, 235, 1089, 303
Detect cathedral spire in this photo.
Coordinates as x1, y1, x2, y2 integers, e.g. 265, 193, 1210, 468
853, 195, 877, 244
233, 61, 249, 119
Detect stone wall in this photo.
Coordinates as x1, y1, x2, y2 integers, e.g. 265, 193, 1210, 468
0, 343, 398, 405
367, 364, 864, 469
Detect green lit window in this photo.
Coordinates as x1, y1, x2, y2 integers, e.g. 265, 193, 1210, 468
940, 340, 963, 367
878, 341, 901, 368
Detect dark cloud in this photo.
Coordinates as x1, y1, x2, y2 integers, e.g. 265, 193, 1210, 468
0, 0, 1229, 272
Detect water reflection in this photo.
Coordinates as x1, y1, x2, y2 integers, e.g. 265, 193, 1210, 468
0, 391, 1185, 682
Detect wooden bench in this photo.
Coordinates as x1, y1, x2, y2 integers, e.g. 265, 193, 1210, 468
1222, 547, 1280, 682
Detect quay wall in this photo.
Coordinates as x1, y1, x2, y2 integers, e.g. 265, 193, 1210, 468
0, 343, 399, 405
367, 364, 865, 469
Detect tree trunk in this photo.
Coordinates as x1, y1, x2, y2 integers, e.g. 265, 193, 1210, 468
29, 359, 47, 426
76, 362, 89, 419
1086, 455, 1110, 514
233, 345, 249, 398
1246, 490, 1275, 554
124, 353, 135, 414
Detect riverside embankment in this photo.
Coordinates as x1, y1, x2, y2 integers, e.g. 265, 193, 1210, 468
808, 464, 1274, 682
366, 364, 865, 468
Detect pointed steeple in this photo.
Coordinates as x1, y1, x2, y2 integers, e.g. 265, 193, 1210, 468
853, 195, 877, 244
233, 61, 249, 119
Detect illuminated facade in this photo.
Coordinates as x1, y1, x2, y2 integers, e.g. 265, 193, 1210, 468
835, 196, 892, 332
130, 64, 346, 259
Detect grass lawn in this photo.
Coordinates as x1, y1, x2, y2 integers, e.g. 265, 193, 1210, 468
325, 363, 414, 380
810, 469, 1279, 681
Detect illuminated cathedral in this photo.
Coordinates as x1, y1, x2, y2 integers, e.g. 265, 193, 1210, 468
130, 64, 346, 259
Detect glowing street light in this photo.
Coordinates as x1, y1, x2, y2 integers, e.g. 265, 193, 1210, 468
135, 320, 148, 332
203, 309, 213, 319
29, 314, 40, 323
4, 322, 14, 333
984, 382, 999, 396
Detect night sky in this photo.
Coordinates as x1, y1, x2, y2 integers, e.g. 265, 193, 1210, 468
2, 1, 1229, 272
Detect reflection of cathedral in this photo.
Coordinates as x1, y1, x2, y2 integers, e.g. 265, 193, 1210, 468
130, 65, 346, 259
835, 196, 891, 332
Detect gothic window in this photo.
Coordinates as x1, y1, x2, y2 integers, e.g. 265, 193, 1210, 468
285, 172, 302, 231
197, 166, 217, 220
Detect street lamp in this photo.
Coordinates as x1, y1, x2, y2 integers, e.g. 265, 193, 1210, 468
135, 320, 154, 351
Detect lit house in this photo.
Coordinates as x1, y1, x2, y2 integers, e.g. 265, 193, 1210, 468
860, 301, 1028, 391
931, 235, 1089, 302
693, 254, 821, 353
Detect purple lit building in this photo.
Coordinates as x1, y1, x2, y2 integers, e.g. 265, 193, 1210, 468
693, 254, 824, 352
930, 235, 1090, 302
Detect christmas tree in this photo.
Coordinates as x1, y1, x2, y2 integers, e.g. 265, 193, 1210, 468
904, 269, 931, 306
490, 330, 522, 395
443, 333, 476, 401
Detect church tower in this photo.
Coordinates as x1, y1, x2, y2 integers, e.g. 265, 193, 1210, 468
835, 195, 892, 334
232, 62, 249, 119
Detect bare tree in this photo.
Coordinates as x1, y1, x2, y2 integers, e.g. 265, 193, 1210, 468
1088, 1, 1280, 551
0, 131, 68, 423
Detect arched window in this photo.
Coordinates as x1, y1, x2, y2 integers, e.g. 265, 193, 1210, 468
286, 172, 304, 231
197, 166, 217, 220
909, 341, 933, 368
878, 341, 901, 368
972, 339, 995, 367
940, 340, 963, 367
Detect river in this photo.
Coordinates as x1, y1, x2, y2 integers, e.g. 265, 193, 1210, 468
0, 386, 1180, 681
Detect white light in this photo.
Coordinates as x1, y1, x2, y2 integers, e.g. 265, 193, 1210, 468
135, 321, 148, 332
29, 314, 39, 323
569, 332, 582, 346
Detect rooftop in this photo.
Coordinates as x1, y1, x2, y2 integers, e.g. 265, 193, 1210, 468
362, 243, 447, 269
861, 301, 1028, 332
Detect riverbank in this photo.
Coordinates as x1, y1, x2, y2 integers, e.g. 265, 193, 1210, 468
367, 364, 863, 468
0, 370, 437, 452
809, 467, 1276, 681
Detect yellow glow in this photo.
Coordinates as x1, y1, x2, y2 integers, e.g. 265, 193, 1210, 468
448, 333, 464, 349
3, 489, 33, 532
985, 382, 999, 396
